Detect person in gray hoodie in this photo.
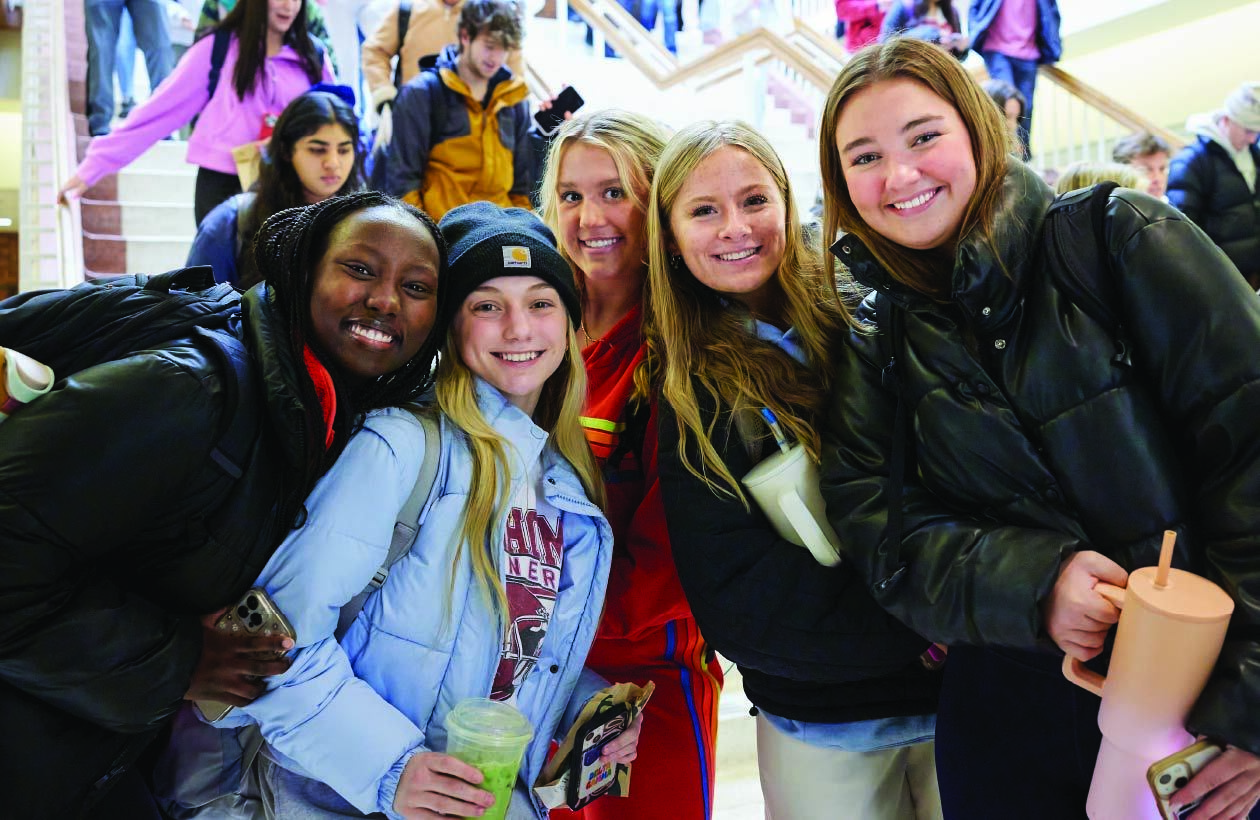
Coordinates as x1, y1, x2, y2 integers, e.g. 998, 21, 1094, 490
1168, 81, 1260, 288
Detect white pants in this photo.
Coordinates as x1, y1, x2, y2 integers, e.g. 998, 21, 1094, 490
756, 714, 943, 820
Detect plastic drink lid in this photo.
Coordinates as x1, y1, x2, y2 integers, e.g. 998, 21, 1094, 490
1130, 566, 1235, 623
447, 698, 535, 746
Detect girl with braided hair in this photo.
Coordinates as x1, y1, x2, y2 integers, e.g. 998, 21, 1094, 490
0, 190, 446, 818
220, 202, 638, 819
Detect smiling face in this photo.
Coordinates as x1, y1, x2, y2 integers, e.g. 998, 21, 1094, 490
268, 0, 302, 38
555, 142, 648, 287
458, 29, 509, 84
835, 78, 978, 251
668, 145, 787, 317
308, 206, 440, 381
452, 275, 569, 416
290, 123, 356, 204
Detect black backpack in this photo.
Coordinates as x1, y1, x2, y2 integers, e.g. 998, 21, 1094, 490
870, 181, 1127, 598
0, 266, 258, 481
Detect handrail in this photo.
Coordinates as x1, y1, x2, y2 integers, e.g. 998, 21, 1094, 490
568, 0, 837, 95
20, 0, 84, 291
1038, 65, 1185, 152
523, 59, 554, 102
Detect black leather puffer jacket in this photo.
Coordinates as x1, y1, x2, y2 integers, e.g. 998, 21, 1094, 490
820, 162, 1260, 755
0, 284, 313, 818
1167, 136, 1260, 283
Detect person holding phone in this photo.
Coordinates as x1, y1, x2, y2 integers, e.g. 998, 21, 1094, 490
537, 110, 723, 820
0, 191, 447, 818
818, 37, 1260, 818
221, 203, 642, 819
645, 120, 943, 820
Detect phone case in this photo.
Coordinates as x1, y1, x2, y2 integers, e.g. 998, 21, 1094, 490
534, 87, 584, 135
565, 700, 632, 810
1147, 740, 1225, 820
193, 588, 296, 722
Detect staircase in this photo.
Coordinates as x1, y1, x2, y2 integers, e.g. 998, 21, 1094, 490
78, 139, 197, 276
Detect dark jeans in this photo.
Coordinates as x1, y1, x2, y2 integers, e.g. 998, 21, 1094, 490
981, 49, 1038, 157
936, 645, 1101, 818
85, 0, 172, 135
194, 167, 242, 228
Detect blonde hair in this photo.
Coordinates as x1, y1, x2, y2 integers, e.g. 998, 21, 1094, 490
1055, 161, 1145, 195
819, 37, 1014, 298
642, 120, 851, 504
435, 318, 605, 615
538, 109, 670, 295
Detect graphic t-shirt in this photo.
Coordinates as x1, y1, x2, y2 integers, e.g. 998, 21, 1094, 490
490, 463, 565, 702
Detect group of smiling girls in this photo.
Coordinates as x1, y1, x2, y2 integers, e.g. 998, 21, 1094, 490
83, 31, 1260, 820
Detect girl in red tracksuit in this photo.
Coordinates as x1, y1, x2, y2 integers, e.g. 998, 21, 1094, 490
539, 110, 723, 820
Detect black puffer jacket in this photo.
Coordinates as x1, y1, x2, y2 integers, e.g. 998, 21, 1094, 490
821, 161, 1260, 755
1167, 135, 1260, 282
0, 284, 313, 818
658, 386, 940, 725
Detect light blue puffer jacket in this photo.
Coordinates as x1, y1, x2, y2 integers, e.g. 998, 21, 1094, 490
226, 380, 613, 818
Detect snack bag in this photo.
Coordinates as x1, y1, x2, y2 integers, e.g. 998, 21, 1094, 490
533, 681, 654, 811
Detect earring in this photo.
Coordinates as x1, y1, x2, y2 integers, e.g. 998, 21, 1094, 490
669, 254, 683, 269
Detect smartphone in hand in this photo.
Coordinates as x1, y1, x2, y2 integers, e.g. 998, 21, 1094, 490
1148, 739, 1225, 820
534, 87, 585, 136
194, 587, 296, 722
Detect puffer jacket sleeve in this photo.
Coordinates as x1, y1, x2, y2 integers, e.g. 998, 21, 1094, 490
231, 409, 431, 816
658, 391, 930, 683
0, 349, 224, 732
819, 319, 1079, 649
1166, 143, 1209, 226
1103, 192, 1260, 756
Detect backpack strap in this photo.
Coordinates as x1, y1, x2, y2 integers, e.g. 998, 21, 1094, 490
335, 406, 441, 640
393, 0, 413, 89
192, 326, 257, 481
207, 28, 232, 100
1044, 181, 1131, 367
872, 292, 910, 600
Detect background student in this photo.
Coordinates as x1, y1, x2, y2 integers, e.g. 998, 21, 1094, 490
60, 0, 335, 225
187, 86, 364, 287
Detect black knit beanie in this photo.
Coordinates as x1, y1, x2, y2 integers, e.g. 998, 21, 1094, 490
438, 202, 581, 327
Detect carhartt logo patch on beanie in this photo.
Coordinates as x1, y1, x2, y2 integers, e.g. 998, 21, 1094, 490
1224, 81, 1260, 132
439, 202, 581, 326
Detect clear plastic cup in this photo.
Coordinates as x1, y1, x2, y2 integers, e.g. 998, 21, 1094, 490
444, 697, 534, 820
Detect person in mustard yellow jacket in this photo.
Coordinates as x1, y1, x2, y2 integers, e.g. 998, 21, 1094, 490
384, 0, 533, 221
362, 0, 525, 148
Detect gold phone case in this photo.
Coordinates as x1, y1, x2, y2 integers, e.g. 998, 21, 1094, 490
193, 588, 296, 722
1147, 740, 1224, 820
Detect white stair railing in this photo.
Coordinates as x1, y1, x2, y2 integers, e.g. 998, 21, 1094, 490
20, 0, 83, 292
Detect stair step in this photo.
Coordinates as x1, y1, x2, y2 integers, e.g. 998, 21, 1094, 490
117, 167, 197, 206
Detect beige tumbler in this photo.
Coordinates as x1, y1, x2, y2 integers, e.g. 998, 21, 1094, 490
1062, 532, 1234, 819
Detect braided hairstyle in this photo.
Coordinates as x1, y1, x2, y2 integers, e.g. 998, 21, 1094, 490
252, 191, 450, 484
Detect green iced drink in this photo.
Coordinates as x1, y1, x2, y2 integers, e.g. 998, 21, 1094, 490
445, 698, 534, 820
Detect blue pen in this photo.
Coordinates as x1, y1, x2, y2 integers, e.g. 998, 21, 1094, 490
760, 408, 792, 454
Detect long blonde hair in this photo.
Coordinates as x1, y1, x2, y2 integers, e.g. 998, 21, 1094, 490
435, 320, 605, 615
819, 37, 1012, 297
538, 109, 670, 287
642, 120, 851, 504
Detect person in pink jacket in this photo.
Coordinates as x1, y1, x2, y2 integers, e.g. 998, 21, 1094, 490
59, 0, 334, 226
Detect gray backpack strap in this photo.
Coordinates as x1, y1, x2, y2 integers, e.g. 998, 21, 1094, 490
335, 407, 440, 640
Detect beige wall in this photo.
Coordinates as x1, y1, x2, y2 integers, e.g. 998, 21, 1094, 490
1056, 0, 1260, 134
